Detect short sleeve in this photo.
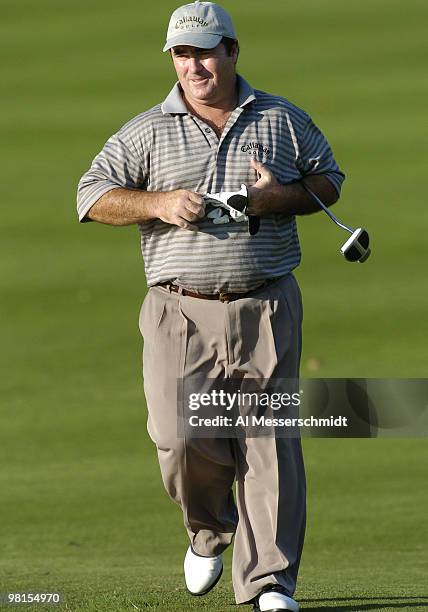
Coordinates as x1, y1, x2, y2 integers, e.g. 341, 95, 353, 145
76, 133, 148, 222
297, 117, 345, 196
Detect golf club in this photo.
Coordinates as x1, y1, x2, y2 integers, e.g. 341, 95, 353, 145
301, 182, 371, 263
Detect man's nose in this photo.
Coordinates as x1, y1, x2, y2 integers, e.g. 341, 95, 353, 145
187, 56, 203, 72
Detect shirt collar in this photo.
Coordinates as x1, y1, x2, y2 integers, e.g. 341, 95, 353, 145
161, 74, 256, 115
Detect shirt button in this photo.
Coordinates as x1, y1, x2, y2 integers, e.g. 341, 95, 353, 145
205, 128, 211, 133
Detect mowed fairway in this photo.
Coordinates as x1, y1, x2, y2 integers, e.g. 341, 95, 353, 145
1, 0, 427, 610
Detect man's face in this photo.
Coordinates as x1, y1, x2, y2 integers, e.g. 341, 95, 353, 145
171, 43, 238, 106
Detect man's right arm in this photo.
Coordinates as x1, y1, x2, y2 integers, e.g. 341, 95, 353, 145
87, 187, 205, 231
77, 128, 203, 231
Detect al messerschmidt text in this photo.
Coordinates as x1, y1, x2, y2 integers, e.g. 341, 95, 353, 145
188, 415, 348, 427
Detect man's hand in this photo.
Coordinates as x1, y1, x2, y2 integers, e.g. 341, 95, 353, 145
247, 159, 281, 216
87, 188, 205, 227
157, 189, 205, 231
247, 158, 339, 217
86, 166, 338, 227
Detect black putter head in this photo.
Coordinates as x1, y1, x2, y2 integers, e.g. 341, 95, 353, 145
340, 228, 371, 263
227, 193, 260, 236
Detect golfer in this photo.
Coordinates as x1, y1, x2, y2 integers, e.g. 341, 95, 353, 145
77, 2, 345, 610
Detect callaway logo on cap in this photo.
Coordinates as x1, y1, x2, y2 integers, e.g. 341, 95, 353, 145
163, 1, 237, 52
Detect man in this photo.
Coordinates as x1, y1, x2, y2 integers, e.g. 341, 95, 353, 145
77, 2, 345, 610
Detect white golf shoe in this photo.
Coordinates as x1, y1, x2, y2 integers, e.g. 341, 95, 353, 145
183, 546, 223, 596
253, 585, 299, 612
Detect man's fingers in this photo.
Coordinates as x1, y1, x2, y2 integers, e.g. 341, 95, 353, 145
187, 191, 205, 206
250, 158, 279, 188
250, 157, 271, 177
185, 200, 205, 218
177, 218, 198, 231
158, 190, 205, 229
185, 192, 205, 218
181, 204, 206, 223
250, 158, 264, 170
250, 158, 267, 175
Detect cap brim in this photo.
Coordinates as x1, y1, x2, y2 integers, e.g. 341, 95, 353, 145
163, 33, 222, 52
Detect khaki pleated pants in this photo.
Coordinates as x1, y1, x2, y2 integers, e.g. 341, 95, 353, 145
139, 274, 306, 604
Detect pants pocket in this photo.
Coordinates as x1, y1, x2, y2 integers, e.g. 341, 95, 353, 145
139, 288, 166, 340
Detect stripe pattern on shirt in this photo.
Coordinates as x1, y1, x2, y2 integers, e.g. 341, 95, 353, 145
77, 75, 345, 293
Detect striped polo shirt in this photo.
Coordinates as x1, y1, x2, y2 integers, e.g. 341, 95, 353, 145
77, 74, 345, 293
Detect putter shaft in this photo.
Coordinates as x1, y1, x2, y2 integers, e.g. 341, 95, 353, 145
301, 182, 354, 234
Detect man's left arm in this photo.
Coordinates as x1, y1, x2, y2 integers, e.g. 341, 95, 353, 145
248, 162, 339, 216
248, 115, 345, 217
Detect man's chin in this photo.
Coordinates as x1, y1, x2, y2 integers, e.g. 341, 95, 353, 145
188, 82, 214, 98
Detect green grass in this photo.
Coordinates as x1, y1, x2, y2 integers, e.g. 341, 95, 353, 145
1, 435, 427, 610
1, 0, 428, 610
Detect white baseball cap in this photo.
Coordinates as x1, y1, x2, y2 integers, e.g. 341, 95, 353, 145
163, 1, 237, 52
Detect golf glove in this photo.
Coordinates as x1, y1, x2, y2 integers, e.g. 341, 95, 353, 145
204, 184, 260, 235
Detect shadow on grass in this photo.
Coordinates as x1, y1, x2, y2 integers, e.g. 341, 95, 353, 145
300, 595, 428, 611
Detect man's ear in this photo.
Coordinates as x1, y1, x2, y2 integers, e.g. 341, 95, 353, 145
232, 42, 240, 64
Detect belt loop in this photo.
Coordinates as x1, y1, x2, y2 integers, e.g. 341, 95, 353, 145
177, 285, 184, 295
